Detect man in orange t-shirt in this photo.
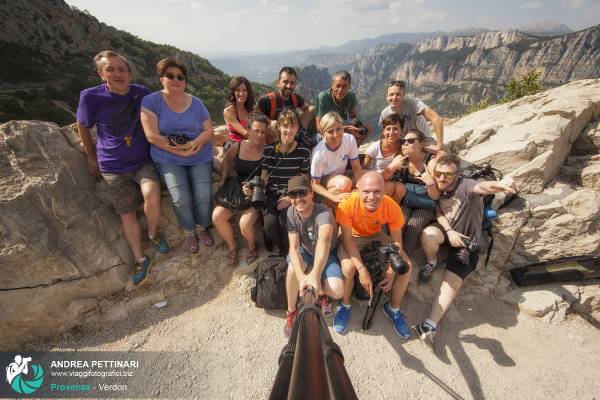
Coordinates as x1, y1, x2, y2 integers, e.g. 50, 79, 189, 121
333, 171, 414, 338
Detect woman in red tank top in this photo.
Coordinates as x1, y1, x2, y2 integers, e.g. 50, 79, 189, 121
223, 76, 255, 142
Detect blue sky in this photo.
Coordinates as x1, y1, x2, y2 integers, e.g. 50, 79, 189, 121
65, 0, 599, 56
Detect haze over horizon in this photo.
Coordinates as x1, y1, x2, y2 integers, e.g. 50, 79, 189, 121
65, 0, 599, 57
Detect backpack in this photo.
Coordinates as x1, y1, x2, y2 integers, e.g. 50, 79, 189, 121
267, 92, 298, 120
251, 255, 288, 309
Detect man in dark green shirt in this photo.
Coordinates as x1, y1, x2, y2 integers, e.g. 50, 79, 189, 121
316, 71, 370, 145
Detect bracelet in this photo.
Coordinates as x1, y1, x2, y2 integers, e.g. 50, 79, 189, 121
445, 228, 453, 232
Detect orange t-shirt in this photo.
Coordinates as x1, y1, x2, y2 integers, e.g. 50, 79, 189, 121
336, 192, 405, 237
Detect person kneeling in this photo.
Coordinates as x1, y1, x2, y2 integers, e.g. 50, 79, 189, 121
334, 172, 414, 338
416, 154, 516, 346
284, 175, 344, 337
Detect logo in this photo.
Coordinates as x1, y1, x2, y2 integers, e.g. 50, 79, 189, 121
6, 355, 44, 395
124, 135, 132, 147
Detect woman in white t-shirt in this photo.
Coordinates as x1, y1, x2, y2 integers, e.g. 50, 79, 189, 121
310, 112, 363, 205
362, 113, 407, 203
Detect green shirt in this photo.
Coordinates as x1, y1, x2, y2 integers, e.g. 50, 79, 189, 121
316, 89, 358, 121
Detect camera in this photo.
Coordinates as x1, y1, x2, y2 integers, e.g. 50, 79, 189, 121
246, 175, 266, 208
358, 241, 409, 330
349, 117, 368, 136
455, 238, 479, 265
167, 133, 189, 146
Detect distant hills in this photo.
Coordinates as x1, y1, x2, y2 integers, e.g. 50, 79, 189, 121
0, 0, 269, 126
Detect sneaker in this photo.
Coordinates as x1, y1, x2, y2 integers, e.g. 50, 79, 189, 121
284, 310, 297, 338
318, 295, 332, 317
382, 302, 411, 339
149, 232, 170, 254
131, 256, 153, 286
333, 305, 351, 335
418, 261, 438, 283
415, 323, 436, 349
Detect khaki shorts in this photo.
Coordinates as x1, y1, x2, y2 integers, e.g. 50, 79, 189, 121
101, 162, 159, 215
337, 231, 392, 262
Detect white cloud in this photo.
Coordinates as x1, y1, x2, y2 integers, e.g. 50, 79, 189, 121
561, 0, 584, 8
261, 0, 291, 13
520, 1, 543, 9
157, 0, 204, 8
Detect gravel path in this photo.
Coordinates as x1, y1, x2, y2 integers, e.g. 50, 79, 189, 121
42, 251, 600, 400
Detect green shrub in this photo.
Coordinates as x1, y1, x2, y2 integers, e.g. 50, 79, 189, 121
502, 71, 543, 103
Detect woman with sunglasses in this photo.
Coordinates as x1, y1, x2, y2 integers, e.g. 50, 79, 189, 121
141, 57, 215, 253
223, 76, 255, 143
362, 113, 407, 203
395, 128, 440, 254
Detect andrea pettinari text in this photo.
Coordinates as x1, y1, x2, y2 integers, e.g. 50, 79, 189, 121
1, 352, 167, 398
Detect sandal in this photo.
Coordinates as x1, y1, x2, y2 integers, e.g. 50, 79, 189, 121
198, 230, 214, 247
226, 248, 238, 265
246, 248, 258, 265
184, 235, 199, 254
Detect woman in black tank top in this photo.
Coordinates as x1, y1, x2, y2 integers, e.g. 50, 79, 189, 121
213, 114, 267, 265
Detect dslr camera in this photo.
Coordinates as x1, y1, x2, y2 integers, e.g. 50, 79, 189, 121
359, 241, 409, 330
456, 237, 479, 265
349, 117, 368, 137
167, 133, 189, 146
246, 176, 266, 208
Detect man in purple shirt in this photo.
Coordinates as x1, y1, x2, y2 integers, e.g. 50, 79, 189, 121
76, 50, 169, 287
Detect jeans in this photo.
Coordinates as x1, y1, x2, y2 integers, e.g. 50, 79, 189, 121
156, 161, 212, 231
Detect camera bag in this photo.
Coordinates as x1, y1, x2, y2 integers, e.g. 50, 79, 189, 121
251, 255, 288, 309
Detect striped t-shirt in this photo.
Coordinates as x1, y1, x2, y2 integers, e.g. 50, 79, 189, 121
261, 142, 311, 194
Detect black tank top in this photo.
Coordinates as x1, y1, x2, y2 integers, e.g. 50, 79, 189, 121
399, 153, 433, 184
234, 142, 262, 181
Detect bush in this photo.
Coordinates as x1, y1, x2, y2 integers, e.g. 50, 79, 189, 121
465, 99, 491, 114
502, 71, 543, 103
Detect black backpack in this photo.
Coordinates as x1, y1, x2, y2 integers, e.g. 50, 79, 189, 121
251, 255, 288, 309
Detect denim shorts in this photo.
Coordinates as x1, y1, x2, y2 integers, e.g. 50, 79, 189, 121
287, 246, 343, 281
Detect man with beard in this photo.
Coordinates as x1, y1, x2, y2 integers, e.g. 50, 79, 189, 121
283, 174, 344, 337
255, 67, 315, 144
333, 172, 414, 338
416, 154, 516, 346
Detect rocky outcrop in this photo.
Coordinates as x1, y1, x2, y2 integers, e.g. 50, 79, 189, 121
350, 25, 600, 117
2, 80, 600, 349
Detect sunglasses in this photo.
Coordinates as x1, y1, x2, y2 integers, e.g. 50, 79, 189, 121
388, 80, 406, 88
400, 138, 419, 145
288, 189, 309, 199
164, 72, 186, 81
434, 171, 457, 180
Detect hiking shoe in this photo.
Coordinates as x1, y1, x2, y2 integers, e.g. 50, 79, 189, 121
415, 323, 436, 349
333, 305, 351, 335
131, 256, 153, 286
318, 295, 332, 317
382, 302, 411, 339
284, 310, 297, 338
418, 261, 438, 283
150, 232, 170, 254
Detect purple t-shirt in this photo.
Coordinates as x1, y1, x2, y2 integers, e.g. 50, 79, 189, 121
141, 91, 213, 166
76, 84, 151, 173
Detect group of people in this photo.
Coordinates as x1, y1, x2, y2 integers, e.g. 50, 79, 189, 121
77, 50, 515, 346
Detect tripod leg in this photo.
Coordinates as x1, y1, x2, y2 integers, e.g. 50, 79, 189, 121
361, 287, 384, 330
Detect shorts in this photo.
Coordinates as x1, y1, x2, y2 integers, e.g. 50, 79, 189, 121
337, 231, 392, 262
101, 162, 159, 215
429, 222, 479, 280
287, 246, 343, 281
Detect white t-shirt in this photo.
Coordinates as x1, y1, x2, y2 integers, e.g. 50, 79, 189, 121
365, 140, 395, 171
311, 133, 359, 179
378, 97, 432, 140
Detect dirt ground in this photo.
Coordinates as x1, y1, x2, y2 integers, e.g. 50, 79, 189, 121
38, 247, 600, 400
